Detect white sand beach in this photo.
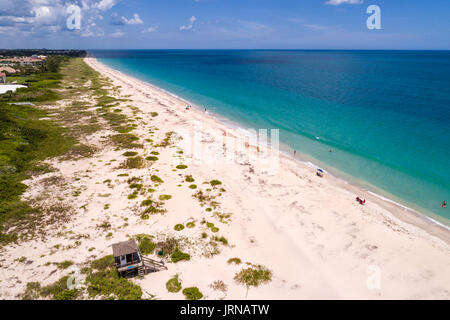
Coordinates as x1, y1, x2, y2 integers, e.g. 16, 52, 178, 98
0, 56, 449, 300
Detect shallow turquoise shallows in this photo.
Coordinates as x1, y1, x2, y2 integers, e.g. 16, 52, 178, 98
92, 50, 450, 224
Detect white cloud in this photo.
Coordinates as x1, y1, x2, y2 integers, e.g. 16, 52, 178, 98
111, 12, 144, 25
96, 0, 119, 11
142, 26, 158, 33
0, 0, 120, 38
31, 5, 63, 26
325, 0, 363, 5
110, 29, 124, 37
122, 13, 143, 25
180, 16, 196, 31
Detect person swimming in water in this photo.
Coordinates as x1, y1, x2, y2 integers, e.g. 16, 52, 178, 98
443, 201, 447, 208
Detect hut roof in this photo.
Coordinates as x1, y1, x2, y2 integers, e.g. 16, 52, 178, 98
112, 240, 139, 257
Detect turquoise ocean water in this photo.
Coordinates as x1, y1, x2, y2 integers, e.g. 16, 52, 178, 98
92, 50, 450, 225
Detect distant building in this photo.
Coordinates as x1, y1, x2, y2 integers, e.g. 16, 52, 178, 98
0, 72, 6, 84
0, 57, 45, 67
0, 67, 16, 74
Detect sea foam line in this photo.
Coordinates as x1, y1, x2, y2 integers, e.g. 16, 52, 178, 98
368, 191, 450, 231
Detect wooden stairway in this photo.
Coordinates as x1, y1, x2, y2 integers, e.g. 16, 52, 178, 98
142, 257, 167, 272
138, 265, 145, 277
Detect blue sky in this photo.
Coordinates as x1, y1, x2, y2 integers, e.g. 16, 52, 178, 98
0, 0, 449, 49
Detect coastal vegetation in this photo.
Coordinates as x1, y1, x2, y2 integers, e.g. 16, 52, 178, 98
227, 257, 242, 265
174, 224, 185, 231
22, 276, 79, 300
182, 287, 203, 300
210, 280, 227, 293
121, 156, 144, 169
0, 56, 78, 244
171, 247, 191, 263
4, 54, 262, 300
186, 221, 195, 228
234, 264, 272, 295
166, 274, 182, 293
84, 255, 143, 300
135, 234, 156, 255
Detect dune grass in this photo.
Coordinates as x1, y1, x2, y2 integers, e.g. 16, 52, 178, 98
166, 274, 182, 293
182, 287, 203, 300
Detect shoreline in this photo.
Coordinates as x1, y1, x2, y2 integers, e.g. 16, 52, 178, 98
89, 54, 450, 244
2, 55, 449, 299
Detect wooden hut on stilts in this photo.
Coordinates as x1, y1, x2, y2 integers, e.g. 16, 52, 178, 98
112, 240, 167, 278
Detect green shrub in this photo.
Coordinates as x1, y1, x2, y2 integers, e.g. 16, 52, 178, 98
136, 234, 156, 255
185, 175, 195, 182
57, 260, 74, 269
171, 248, 190, 263
123, 151, 138, 157
166, 274, 182, 293
210, 180, 222, 186
234, 264, 272, 290
40, 276, 79, 300
189, 184, 197, 189
182, 287, 203, 300
22, 282, 42, 300
86, 255, 142, 300
150, 175, 163, 183
186, 222, 195, 228
123, 156, 144, 169
212, 236, 228, 246
227, 257, 242, 265
174, 224, 185, 231
176, 165, 187, 169
150, 151, 159, 155
111, 133, 142, 149
129, 183, 143, 190
141, 199, 153, 206
142, 203, 167, 215
117, 173, 129, 177
146, 156, 158, 161
206, 222, 219, 233
159, 194, 172, 201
